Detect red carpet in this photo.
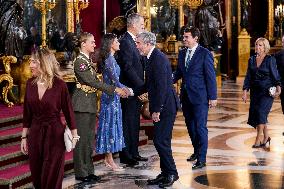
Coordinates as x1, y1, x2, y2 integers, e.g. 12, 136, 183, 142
0, 103, 151, 188
0, 104, 23, 119
0, 126, 21, 137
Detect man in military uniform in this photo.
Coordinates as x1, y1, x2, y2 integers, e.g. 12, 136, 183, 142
72, 32, 126, 183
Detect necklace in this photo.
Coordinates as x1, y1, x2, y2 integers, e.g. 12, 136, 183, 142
38, 80, 45, 85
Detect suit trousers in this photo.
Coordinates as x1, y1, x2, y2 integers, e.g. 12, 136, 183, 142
153, 112, 178, 176
119, 97, 141, 161
181, 92, 208, 163
73, 112, 96, 177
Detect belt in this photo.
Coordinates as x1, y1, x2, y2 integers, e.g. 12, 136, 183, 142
76, 83, 97, 93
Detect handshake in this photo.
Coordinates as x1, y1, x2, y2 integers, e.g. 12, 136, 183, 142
115, 87, 132, 98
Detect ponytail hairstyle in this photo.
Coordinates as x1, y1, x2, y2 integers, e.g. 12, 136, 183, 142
31, 47, 61, 89
74, 32, 94, 57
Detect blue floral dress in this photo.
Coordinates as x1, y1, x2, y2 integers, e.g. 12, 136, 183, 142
96, 55, 125, 153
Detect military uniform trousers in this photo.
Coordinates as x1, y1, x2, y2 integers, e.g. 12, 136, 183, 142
73, 112, 96, 177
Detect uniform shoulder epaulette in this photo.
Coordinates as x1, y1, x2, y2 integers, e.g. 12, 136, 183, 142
74, 55, 89, 64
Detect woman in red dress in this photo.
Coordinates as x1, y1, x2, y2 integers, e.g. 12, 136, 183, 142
20, 47, 79, 189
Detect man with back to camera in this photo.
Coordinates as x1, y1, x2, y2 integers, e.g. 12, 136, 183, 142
173, 26, 217, 169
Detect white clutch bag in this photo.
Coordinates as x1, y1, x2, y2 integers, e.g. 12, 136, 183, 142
64, 127, 73, 152
269, 86, 276, 97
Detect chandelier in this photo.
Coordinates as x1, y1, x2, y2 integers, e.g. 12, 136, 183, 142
169, 0, 203, 9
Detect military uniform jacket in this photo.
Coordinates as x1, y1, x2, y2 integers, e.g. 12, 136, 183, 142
72, 53, 115, 113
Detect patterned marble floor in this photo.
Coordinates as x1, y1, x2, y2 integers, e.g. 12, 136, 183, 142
63, 81, 284, 189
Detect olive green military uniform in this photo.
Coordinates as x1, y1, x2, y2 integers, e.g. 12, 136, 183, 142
72, 53, 115, 178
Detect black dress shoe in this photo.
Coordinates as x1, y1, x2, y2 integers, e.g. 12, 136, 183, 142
120, 158, 139, 167
192, 161, 206, 170
88, 174, 101, 182
133, 155, 148, 161
187, 153, 198, 161
158, 174, 179, 188
75, 176, 91, 182
147, 174, 166, 185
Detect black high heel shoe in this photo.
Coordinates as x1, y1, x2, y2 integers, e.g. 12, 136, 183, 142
252, 144, 262, 148
261, 137, 271, 147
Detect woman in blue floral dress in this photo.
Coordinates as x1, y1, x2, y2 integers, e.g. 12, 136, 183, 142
96, 33, 125, 171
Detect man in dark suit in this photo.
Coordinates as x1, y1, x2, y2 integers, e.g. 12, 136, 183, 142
274, 35, 284, 114
173, 27, 217, 169
136, 32, 179, 188
116, 13, 148, 166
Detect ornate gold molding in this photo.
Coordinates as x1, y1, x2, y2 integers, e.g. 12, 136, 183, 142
137, 0, 151, 31
0, 56, 17, 107
238, 29, 251, 77
66, 0, 74, 32
179, 5, 184, 27
265, 0, 274, 41
74, 1, 89, 24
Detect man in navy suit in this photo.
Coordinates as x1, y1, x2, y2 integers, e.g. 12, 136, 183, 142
116, 13, 148, 166
173, 27, 217, 169
136, 32, 179, 188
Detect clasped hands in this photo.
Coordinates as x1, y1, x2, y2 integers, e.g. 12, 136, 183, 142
115, 87, 131, 98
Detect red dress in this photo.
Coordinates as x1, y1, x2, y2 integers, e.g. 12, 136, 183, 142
23, 77, 76, 189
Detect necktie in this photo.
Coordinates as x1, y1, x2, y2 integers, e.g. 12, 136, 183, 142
185, 49, 192, 69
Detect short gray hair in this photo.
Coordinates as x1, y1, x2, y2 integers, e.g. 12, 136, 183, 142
137, 32, 156, 46
127, 13, 143, 28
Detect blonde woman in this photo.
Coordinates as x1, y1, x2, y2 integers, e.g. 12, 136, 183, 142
20, 47, 78, 189
242, 38, 281, 148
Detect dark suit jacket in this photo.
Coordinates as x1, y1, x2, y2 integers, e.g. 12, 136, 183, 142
116, 32, 144, 92
173, 45, 217, 104
274, 50, 284, 85
145, 48, 180, 114
72, 53, 115, 113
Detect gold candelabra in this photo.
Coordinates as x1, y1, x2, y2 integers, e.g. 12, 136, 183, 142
66, 0, 89, 32
74, 0, 89, 24
184, 0, 203, 9
34, 0, 56, 47
169, 0, 185, 8
169, 0, 203, 9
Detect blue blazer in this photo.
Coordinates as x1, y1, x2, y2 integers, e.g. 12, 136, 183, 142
146, 48, 180, 114
173, 45, 217, 104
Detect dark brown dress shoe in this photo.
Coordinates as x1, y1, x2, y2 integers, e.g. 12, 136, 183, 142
75, 176, 92, 182
192, 161, 206, 170
158, 174, 179, 188
133, 155, 148, 161
187, 153, 198, 161
88, 174, 101, 182
147, 174, 166, 185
